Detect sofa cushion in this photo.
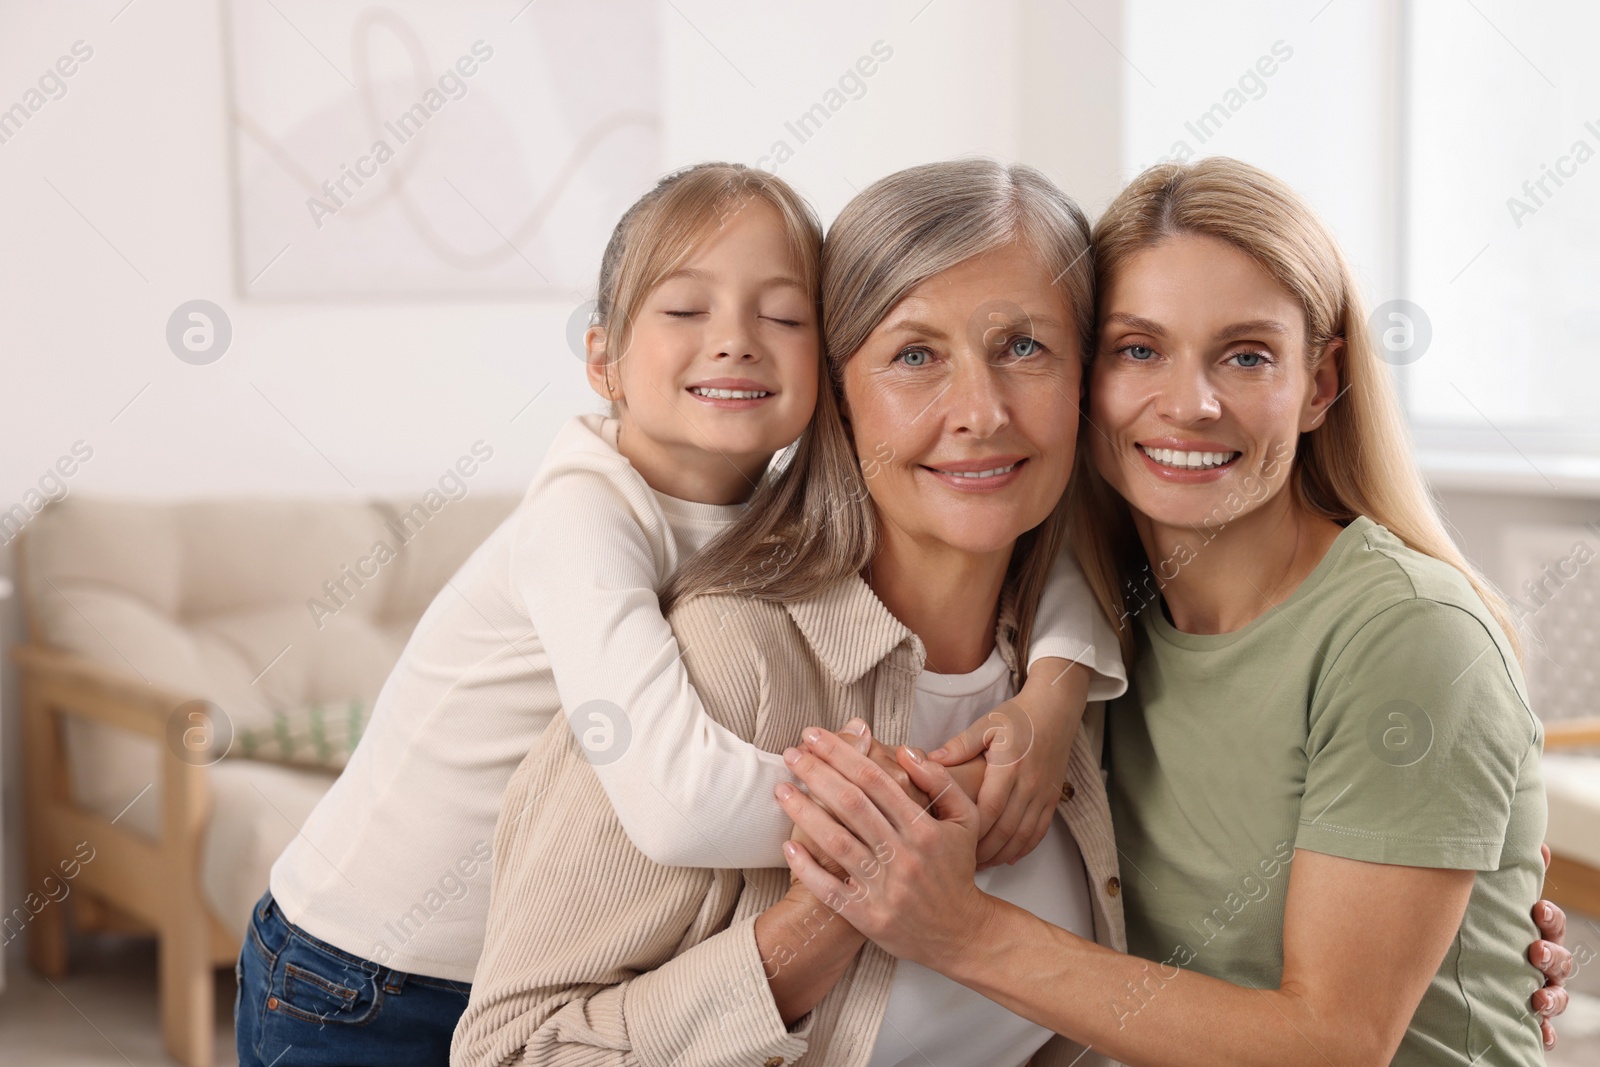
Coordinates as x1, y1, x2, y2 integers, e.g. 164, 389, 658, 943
19, 493, 520, 872
233, 700, 371, 771
202, 759, 338, 937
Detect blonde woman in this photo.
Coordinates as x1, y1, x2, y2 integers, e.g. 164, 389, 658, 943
780, 158, 1570, 1065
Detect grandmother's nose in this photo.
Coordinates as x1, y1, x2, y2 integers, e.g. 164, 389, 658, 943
946, 359, 1008, 437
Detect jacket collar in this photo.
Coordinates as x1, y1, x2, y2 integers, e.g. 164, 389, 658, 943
784, 574, 1025, 687
785, 576, 917, 686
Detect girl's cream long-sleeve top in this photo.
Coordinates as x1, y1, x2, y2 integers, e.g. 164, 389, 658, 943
451, 575, 1128, 1067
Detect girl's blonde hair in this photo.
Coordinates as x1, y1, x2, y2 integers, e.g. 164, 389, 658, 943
593, 162, 823, 367
664, 159, 1096, 671
1071, 156, 1522, 665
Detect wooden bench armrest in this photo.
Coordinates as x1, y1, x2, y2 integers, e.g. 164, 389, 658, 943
1544, 717, 1600, 751
12, 639, 216, 858
11, 643, 197, 738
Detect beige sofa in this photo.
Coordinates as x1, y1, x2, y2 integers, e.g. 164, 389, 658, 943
13, 492, 521, 1066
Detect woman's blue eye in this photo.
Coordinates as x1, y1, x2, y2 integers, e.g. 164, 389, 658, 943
896, 347, 931, 367
1122, 344, 1156, 361
1230, 350, 1268, 368
1007, 337, 1041, 359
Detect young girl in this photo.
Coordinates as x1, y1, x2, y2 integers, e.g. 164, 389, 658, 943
236, 162, 1124, 1067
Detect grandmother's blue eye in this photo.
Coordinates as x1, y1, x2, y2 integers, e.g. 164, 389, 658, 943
897, 348, 931, 367
1008, 337, 1041, 358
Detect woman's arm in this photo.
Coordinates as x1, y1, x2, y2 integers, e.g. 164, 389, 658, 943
775, 730, 1475, 1067
957, 851, 1472, 1066
755, 879, 869, 1024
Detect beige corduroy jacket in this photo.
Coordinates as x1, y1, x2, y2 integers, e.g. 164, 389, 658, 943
451, 575, 1127, 1067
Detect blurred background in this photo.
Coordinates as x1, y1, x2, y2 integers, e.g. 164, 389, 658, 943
1, 0, 1597, 1063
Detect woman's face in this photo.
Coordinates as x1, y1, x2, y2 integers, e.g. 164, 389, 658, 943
840, 241, 1081, 558
1089, 232, 1339, 534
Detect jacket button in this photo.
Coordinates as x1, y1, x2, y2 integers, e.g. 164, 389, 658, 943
266, 996, 280, 1010
1059, 781, 1075, 802
1106, 876, 1121, 897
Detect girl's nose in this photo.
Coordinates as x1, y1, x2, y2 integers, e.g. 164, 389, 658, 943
711, 311, 759, 362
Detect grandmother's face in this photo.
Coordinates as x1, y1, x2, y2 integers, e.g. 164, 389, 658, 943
840, 242, 1080, 557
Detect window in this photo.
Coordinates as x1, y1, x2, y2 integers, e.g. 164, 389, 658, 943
1402, 0, 1600, 456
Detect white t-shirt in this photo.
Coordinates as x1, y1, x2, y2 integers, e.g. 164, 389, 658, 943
867, 649, 1096, 1067
271, 413, 1123, 982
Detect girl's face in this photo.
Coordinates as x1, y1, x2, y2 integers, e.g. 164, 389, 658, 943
1089, 233, 1340, 534
841, 241, 1080, 559
590, 199, 819, 484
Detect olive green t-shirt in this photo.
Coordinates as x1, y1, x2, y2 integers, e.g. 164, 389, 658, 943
1108, 517, 1546, 1065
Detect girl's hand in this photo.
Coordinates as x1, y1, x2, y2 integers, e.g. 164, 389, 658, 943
928, 659, 1088, 870
1529, 845, 1575, 1051
774, 725, 993, 968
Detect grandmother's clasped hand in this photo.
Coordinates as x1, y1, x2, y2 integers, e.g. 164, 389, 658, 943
774, 723, 997, 967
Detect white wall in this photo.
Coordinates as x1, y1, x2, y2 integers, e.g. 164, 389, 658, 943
1121, 0, 1403, 305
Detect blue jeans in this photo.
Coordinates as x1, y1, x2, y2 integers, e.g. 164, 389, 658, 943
235, 892, 471, 1067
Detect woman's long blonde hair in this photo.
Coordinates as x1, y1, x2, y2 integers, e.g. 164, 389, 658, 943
664, 159, 1097, 671
1069, 157, 1522, 666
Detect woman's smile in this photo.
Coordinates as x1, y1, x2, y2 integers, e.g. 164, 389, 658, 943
1134, 440, 1242, 480
918, 455, 1029, 492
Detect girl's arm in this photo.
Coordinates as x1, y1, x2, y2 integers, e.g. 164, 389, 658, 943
777, 731, 1473, 1067
930, 545, 1122, 868
516, 470, 793, 868
1028, 543, 1128, 701
929, 659, 1089, 868
453, 596, 870, 1067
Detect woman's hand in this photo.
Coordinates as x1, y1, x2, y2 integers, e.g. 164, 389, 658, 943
774, 725, 994, 968
790, 720, 928, 884
1529, 845, 1575, 1050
